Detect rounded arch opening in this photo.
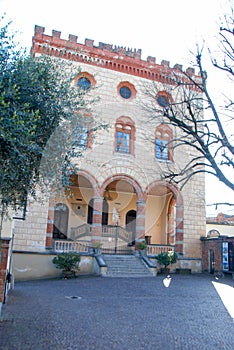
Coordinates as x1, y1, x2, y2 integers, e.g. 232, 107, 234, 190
145, 180, 183, 253
100, 175, 144, 233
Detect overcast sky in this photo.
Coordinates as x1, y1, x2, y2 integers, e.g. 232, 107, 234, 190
1, 0, 233, 216
1, 0, 225, 65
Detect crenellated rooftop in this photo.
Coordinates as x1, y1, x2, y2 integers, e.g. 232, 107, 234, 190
32, 25, 201, 87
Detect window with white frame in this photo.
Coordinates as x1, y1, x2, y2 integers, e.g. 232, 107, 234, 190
115, 117, 135, 154
155, 124, 173, 161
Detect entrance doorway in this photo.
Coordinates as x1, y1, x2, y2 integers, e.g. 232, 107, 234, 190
209, 249, 215, 274
53, 203, 69, 239
126, 210, 136, 245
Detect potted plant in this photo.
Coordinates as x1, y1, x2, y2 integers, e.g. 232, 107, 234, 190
93, 242, 102, 255
52, 252, 81, 279
136, 240, 147, 256
156, 251, 178, 274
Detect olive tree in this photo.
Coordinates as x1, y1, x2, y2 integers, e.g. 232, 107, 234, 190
0, 19, 101, 253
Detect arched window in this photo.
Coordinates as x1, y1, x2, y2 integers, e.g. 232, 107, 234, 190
73, 113, 93, 149
156, 91, 172, 107
77, 77, 91, 90
74, 123, 90, 148
117, 81, 137, 100
115, 116, 135, 154
74, 72, 96, 92
207, 229, 220, 238
155, 124, 173, 161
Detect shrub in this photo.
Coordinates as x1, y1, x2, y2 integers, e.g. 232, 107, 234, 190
137, 241, 147, 250
52, 252, 81, 272
156, 251, 178, 268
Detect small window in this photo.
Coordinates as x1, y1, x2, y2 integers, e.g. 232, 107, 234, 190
156, 139, 168, 160
115, 116, 135, 155
116, 128, 130, 153
156, 91, 172, 107
73, 114, 93, 149
207, 229, 220, 238
74, 72, 96, 91
74, 125, 89, 148
155, 124, 173, 161
120, 86, 132, 99
117, 81, 136, 100
77, 77, 91, 91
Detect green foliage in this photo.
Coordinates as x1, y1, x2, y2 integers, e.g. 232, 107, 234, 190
93, 242, 102, 249
0, 18, 102, 216
137, 241, 147, 250
156, 251, 178, 268
52, 252, 81, 272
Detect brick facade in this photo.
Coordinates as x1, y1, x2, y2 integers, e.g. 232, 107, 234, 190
201, 236, 234, 273
11, 25, 206, 273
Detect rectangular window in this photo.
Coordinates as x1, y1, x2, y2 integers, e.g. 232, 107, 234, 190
116, 131, 130, 153
74, 125, 88, 148
156, 139, 168, 160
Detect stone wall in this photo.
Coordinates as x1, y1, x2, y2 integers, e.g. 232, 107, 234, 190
13, 199, 48, 252
201, 236, 234, 272
13, 252, 96, 281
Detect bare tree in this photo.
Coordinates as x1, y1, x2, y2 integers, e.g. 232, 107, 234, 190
143, 3, 234, 206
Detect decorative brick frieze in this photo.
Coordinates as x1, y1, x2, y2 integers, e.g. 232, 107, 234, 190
32, 26, 201, 89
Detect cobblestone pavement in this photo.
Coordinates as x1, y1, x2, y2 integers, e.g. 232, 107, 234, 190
1, 273, 234, 350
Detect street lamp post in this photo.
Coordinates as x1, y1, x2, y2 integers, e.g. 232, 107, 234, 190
113, 208, 119, 254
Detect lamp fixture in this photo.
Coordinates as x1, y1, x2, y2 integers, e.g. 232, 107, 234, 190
104, 190, 113, 201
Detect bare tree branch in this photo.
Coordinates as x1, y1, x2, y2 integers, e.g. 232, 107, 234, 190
142, 5, 234, 196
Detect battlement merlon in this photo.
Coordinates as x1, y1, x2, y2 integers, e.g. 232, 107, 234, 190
32, 25, 201, 83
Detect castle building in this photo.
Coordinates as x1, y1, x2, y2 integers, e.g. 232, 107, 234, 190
11, 25, 206, 278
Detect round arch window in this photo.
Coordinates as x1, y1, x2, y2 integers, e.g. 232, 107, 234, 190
77, 77, 91, 91
156, 91, 172, 107
120, 86, 132, 99
117, 81, 136, 100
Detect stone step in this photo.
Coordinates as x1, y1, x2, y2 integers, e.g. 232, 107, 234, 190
103, 254, 154, 277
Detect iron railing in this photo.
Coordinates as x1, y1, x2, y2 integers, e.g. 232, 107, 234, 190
102, 225, 131, 242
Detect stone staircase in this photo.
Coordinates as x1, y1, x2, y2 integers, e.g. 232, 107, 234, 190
102, 254, 155, 277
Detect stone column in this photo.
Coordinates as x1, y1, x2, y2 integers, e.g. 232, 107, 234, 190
91, 196, 103, 241
168, 198, 176, 245
175, 204, 184, 254
135, 199, 146, 242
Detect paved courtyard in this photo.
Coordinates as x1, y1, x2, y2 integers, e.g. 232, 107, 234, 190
1, 273, 234, 349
